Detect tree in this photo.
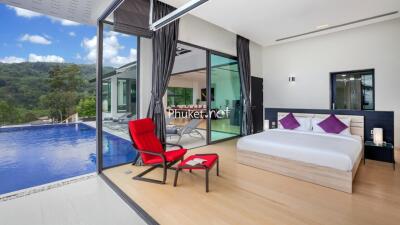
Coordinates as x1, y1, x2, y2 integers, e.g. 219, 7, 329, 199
76, 96, 96, 117
40, 65, 83, 122
0, 100, 21, 125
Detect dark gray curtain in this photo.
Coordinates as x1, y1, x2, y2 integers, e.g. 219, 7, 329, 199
147, 1, 180, 144
237, 35, 253, 135
113, 0, 153, 38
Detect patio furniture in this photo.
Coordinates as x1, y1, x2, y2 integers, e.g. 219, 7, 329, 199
165, 116, 174, 126
166, 119, 205, 143
128, 118, 187, 184
115, 113, 134, 123
173, 153, 219, 192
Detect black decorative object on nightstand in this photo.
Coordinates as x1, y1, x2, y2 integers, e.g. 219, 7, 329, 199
364, 141, 395, 170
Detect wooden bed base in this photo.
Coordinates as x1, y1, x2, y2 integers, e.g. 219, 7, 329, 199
237, 149, 362, 193
237, 112, 364, 193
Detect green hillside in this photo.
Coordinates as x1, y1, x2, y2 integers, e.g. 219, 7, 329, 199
0, 62, 113, 125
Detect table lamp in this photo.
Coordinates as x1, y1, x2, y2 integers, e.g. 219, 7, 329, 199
373, 128, 383, 145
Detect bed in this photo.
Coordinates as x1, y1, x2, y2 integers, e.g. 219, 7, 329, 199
237, 113, 364, 193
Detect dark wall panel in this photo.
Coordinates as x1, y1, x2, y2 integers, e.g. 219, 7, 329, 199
265, 108, 394, 144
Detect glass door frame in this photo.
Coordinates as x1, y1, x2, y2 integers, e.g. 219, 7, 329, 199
176, 41, 243, 145
96, 2, 141, 173
207, 50, 242, 144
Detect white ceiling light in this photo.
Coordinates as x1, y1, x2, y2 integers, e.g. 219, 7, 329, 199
316, 24, 330, 29
149, 0, 209, 31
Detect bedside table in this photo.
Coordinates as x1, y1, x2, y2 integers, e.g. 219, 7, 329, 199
364, 141, 395, 170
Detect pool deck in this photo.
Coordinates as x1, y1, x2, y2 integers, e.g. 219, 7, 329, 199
0, 175, 147, 225
83, 121, 131, 141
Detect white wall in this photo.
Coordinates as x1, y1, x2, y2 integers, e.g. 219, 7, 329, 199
179, 15, 237, 56
180, 15, 263, 78
139, 37, 153, 119
250, 41, 263, 78
262, 18, 400, 147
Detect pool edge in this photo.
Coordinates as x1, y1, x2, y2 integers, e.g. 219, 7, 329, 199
0, 173, 97, 202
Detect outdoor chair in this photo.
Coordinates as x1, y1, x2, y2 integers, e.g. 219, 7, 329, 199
166, 119, 205, 144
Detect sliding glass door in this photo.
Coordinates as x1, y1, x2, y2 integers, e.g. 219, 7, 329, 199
100, 23, 138, 169
209, 53, 241, 142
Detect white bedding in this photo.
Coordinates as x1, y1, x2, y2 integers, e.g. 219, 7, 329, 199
237, 129, 362, 171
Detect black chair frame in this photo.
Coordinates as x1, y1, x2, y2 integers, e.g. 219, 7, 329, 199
131, 138, 184, 184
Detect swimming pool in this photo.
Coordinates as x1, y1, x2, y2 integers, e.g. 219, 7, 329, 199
0, 123, 137, 195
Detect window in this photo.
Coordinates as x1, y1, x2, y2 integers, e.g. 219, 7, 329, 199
117, 79, 128, 112
102, 81, 111, 112
331, 69, 374, 110
117, 78, 137, 113
167, 87, 193, 106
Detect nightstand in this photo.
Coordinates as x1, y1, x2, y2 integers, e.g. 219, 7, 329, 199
364, 141, 395, 170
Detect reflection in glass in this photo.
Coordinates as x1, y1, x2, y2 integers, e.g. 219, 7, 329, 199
117, 79, 127, 112
102, 80, 111, 112
101, 23, 138, 168
167, 87, 193, 106
332, 70, 374, 110
210, 54, 241, 142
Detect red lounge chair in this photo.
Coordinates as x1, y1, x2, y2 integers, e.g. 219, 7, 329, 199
128, 118, 187, 184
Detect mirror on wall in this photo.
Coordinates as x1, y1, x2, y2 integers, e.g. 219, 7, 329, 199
330, 69, 374, 110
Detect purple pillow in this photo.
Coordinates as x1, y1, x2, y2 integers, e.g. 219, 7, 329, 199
279, 113, 300, 130
318, 114, 348, 134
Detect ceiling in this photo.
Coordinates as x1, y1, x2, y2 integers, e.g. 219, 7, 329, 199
176, 42, 206, 58
161, 0, 400, 46
0, 0, 114, 25
172, 42, 206, 74
171, 70, 207, 84
3, 0, 400, 46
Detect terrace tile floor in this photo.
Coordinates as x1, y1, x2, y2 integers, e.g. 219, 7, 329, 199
0, 176, 146, 225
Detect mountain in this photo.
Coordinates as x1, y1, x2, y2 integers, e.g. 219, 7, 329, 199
0, 62, 114, 125
0, 62, 114, 109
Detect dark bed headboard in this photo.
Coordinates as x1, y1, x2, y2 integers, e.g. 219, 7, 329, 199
265, 108, 394, 143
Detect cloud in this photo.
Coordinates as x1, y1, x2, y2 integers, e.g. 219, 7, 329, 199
110, 49, 137, 67
7, 6, 80, 26
81, 36, 97, 62
105, 31, 130, 38
0, 56, 26, 64
69, 32, 76, 37
20, 34, 52, 45
6, 5, 42, 18
49, 17, 80, 26
82, 32, 133, 67
28, 54, 65, 63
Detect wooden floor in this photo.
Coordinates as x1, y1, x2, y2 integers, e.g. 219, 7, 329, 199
104, 139, 400, 225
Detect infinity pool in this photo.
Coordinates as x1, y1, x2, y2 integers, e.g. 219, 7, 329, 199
0, 123, 137, 195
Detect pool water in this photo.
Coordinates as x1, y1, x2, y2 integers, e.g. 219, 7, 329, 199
0, 123, 137, 195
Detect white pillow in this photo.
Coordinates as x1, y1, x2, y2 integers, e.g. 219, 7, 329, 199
278, 116, 312, 131
312, 117, 352, 136
295, 117, 312, 131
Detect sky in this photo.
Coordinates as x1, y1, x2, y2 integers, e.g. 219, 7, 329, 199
0, 3, 137, 68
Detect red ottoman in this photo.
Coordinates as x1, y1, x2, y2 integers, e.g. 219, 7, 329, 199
173, 154, 219, 192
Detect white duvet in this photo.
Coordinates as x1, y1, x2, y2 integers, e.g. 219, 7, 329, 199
237, 129, 363, 171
